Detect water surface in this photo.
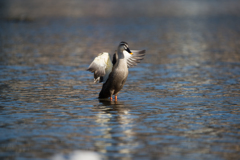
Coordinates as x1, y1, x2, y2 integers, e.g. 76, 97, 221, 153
1, 1, 240, 160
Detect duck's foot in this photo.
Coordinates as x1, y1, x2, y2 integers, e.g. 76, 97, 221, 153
115, 96, 117, 101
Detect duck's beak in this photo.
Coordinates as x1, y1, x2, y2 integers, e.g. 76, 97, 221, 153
126, 48, 133, 55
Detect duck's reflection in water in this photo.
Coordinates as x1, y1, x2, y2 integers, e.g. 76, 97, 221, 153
92, 99, 138, 158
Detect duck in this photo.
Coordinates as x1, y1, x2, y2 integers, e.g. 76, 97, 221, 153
87, 41, 145, 101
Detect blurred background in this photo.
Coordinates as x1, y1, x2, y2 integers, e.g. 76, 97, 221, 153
1, 0, 240, 65
1, 0, 240, 18
1, 0, 240, 64
0, 0, 240, 160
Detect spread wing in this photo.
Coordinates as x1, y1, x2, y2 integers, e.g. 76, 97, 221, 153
123, 50, 145, 68
87, 52, 113, 83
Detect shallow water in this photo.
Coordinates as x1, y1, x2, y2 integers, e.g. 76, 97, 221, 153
1, 1, 240, 160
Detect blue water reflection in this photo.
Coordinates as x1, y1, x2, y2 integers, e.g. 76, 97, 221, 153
1, 2, 240, 159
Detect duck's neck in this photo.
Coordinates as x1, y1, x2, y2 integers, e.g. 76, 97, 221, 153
117, 49, 125, 59
114, 50, 127, 70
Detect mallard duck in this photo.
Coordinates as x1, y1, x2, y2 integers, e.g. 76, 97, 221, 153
87, 41, 145, 101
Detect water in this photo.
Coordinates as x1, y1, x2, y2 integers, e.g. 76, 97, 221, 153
1, 0, 240, 160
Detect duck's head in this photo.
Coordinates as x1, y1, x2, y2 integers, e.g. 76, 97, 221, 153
118, 41, 133, 55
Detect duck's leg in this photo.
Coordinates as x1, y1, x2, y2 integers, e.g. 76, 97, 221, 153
115, 95, 117, 101
110, 97, 113, 101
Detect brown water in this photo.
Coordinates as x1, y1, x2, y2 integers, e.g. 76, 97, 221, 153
0, 0, 240, 160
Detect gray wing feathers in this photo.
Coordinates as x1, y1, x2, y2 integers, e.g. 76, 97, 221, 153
127, 50, 145, 68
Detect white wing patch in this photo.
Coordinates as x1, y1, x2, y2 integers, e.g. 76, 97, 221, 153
87, 52, 113, 83
103, 54, 113, 83
123, 50, 132, 60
